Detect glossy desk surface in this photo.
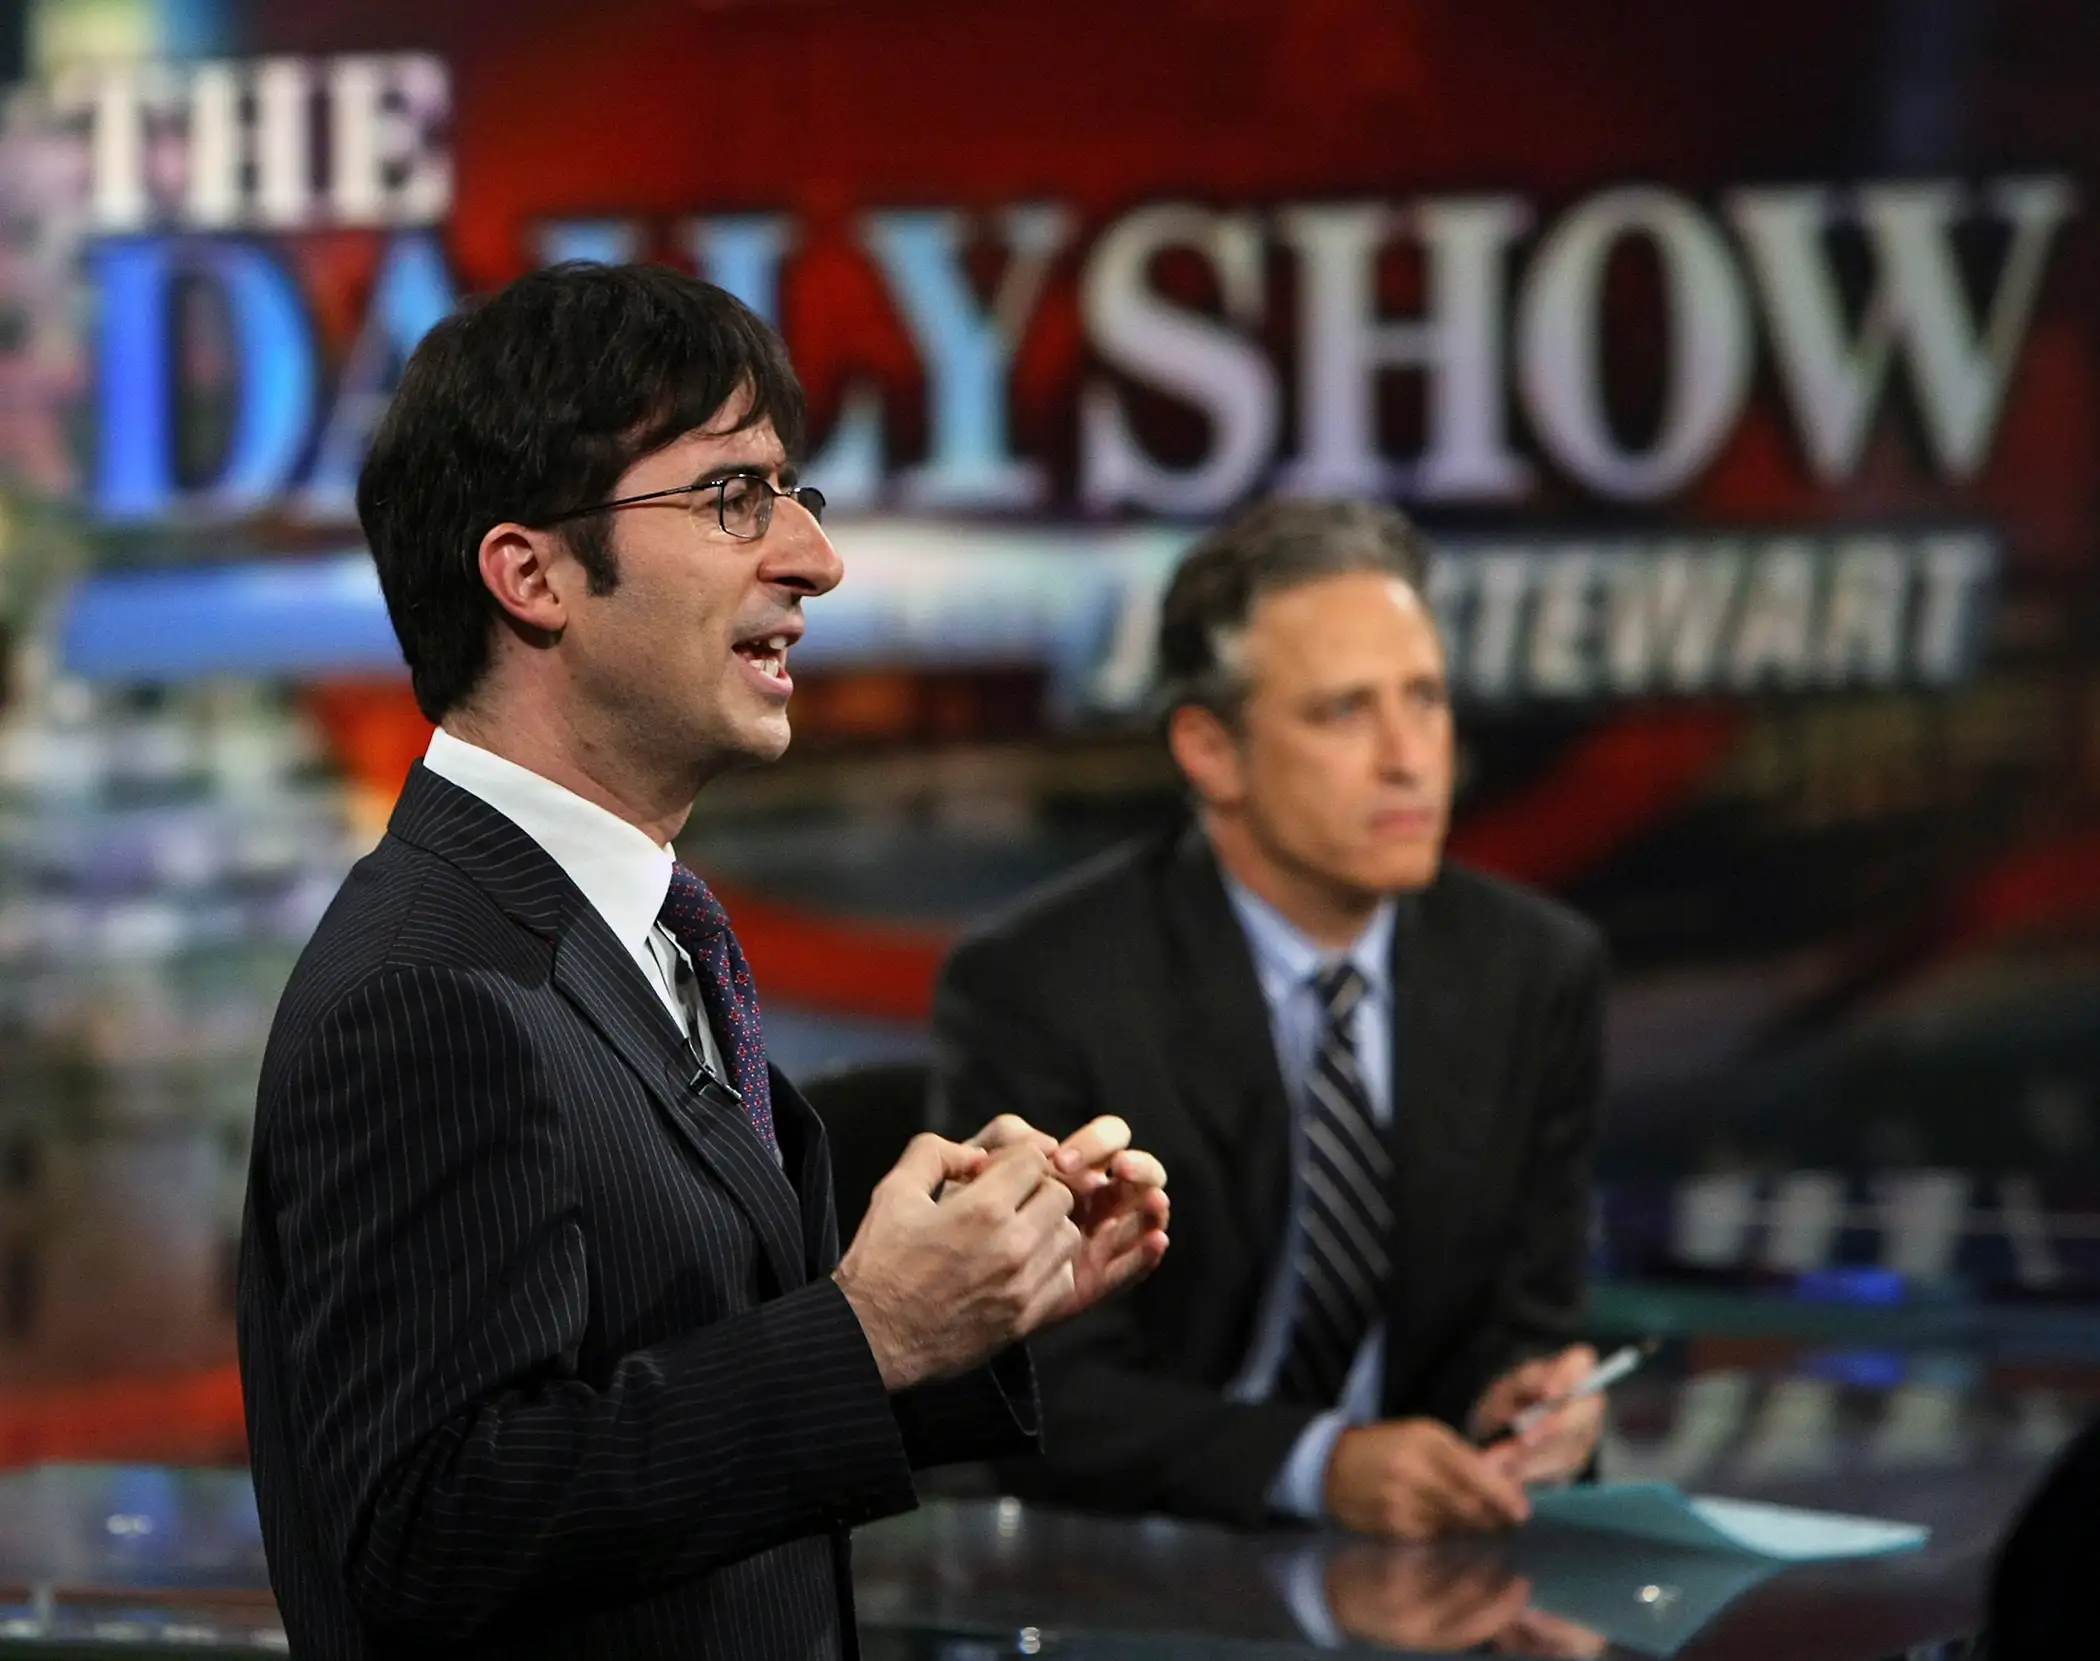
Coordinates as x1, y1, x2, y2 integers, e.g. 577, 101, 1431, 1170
859, 1364, 2078, 1659
860, 1360, 2074, 1661
0, 1367, 2080, 1657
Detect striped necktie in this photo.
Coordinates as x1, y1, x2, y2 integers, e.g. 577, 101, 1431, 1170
1276, 961, 1394, 1407
657, 864, 778, 1154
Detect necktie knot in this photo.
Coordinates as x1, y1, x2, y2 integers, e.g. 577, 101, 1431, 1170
660, 863, 728, 946
1314, 961, 1368, 1022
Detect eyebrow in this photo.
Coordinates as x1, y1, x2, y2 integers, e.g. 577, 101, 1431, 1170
693, 459, 797, 488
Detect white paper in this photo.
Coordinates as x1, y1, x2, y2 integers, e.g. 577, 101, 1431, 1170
1529, 1482, 1928, 1561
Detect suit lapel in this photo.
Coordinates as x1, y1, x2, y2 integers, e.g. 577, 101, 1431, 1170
1156, 825, 1295, 1258
551, 906, 808, 1296
1383, 885, 1489, 1381
390, 763, 808, 1296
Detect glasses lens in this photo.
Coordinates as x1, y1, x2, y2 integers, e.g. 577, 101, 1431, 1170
796, 486, 827, 524
715, 476, 769, 540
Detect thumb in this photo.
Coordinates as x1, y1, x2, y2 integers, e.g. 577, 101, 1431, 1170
1537, 1344, 1597, 1398
887, 1133, 990, 1196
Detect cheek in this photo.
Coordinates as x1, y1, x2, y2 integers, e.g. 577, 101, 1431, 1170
1252, 733, 1375, 843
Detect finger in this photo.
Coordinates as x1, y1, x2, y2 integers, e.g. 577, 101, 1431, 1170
1502, 1358, 1561, 1405
1519, 1391, 1602, 1453
1077, 1172, 1173, 1237
1015, 1214, 1084, 1310
1519, 1398, 1604, 1482
1423, 1431, 1530, 1528
1105, 1147, 1168, 1189
1076, 1201, 1145, 1254
950, 1141, 1055, 1209
886, 1132, 992, 1196
1472, 1364, 1546, 1435
1016, 1255, 1078, 1333
970, 1114, 1058, 1156
1099, 1224, 1171, 1289
1483, 1437, 1553, 1505
1052, 1114, 1132, 1176
1543, 1343, 1598, 1394
1018, 1168, 1079, 1236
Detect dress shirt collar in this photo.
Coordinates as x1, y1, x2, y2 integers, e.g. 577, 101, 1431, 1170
422, 727, 674, 958
1220, 861, 1396, 1010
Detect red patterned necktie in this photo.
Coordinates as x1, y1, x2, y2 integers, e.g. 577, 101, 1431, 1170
657, 864, 777, 1154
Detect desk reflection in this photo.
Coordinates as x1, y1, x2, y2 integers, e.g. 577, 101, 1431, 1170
1316, 1539, 1604, 1655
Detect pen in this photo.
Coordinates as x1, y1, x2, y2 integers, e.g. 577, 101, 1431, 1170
1484, 1338, 1660, 1445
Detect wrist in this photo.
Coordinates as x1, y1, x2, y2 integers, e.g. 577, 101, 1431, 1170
1322, 1423, 1365, 1514
832, 1266, 914, 1391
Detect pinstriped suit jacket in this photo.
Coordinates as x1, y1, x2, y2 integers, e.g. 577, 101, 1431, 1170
238, 764, 1036, 1660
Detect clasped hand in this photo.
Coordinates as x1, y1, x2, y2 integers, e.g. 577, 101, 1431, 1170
833, 1114, 1169, 1391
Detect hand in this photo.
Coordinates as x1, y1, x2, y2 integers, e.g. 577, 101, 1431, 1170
1323, 1541, 1531, 1650
968, 1114, 1171, 1321
833, 1134, 1081, 1391
1324, 1418, 1531, 1539
1468, 1344, 1604, 1486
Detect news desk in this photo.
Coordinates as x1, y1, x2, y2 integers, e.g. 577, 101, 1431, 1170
0, 1366, 2070, 1659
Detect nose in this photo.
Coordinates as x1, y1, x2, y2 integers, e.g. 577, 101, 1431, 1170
758, 494, 845, 599
1376, 698, 1436, 782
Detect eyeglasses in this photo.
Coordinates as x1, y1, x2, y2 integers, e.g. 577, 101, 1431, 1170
541, 474, 827, 542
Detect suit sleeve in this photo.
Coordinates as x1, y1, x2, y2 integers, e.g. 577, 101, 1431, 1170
888, 1346, 1040, 1470
1419, 923, 1609, 1426
259, 966, 918, 1643
932, 938, 1320, 1528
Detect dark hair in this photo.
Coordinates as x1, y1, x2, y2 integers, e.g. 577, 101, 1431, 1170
358, 262, 807, 721
1156, 498, 1433, 720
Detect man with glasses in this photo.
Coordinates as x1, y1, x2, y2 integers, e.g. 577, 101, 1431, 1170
237, 262, 1169, 1661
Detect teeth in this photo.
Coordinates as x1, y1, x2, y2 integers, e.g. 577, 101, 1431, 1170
766, 636, 788, 651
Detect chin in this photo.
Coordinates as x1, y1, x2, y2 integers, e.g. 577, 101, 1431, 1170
691, 708, 793, 775
1355, 845, 1443, 894
740, 714, 794, 764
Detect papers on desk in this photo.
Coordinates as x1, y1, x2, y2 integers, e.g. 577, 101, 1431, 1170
1512, 1485, 1927, 1657
1528, 1482, 1930, 1561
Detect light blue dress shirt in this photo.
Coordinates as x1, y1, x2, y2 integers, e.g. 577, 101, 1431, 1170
1219, 876, 1398, 1521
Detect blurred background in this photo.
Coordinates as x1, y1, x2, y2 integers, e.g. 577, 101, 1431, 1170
0, 0, 2095, 1477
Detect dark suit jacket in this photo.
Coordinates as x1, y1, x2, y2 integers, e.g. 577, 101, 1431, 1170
238, 765, 1035, 1661
1989, 1411, 2100, 1659
931, 823, 1605, 1528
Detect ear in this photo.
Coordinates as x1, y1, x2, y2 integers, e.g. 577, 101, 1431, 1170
477, 522, 572, 636
1167, 703, 1246, 811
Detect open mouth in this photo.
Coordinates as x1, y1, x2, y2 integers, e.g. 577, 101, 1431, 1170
732, 632, 795, 690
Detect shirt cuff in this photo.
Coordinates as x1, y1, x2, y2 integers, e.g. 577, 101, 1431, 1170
1267, 1407, 1348, 1521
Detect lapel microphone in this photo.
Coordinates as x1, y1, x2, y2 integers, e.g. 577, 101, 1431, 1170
680, 1036, 744, 1107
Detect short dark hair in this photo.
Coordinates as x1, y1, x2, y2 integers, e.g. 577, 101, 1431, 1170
358, 262, 807, 721
1156, 498, 1433, 720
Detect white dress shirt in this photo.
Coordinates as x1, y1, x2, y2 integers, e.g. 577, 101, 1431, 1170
422, 727, 725, 1078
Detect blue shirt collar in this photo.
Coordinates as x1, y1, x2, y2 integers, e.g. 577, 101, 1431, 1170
1221, 866, 1396, 1011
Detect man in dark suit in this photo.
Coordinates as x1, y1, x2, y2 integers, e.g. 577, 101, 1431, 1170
934, 499, 1606, 1547
237, 263, 1169, 1660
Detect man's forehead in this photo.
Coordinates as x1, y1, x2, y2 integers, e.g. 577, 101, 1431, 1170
1244, 574, 1447, 682
1249, 571, 1436, 638
650, 415, 786, 471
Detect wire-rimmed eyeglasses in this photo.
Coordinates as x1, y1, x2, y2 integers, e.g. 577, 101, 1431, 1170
541, 474, 827, 542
